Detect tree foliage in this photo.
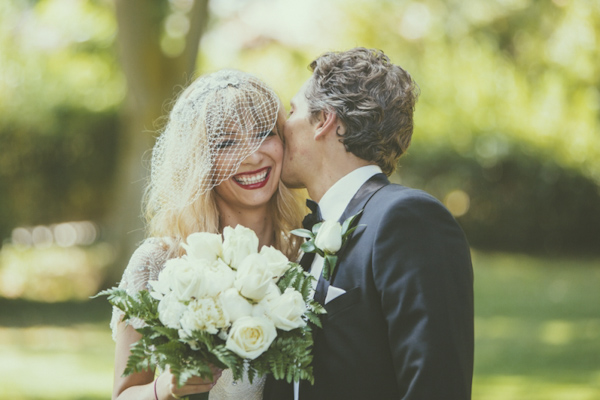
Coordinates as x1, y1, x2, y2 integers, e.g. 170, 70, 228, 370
0, 0, 121, 241
1, 0, 599, 255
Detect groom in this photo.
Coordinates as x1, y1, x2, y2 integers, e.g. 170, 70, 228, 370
265, 48, 474, 399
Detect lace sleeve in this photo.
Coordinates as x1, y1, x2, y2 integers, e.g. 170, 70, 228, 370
109, 237, 171, 340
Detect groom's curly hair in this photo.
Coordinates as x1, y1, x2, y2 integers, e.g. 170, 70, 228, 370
305, 47, 419, 176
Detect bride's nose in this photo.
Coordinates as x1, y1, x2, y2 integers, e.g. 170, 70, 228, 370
243, 148, 263, 165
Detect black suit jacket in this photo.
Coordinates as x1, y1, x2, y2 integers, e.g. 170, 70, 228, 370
264, 174, 474, 399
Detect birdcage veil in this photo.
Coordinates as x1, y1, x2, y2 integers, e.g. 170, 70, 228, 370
147, 69, 280, 213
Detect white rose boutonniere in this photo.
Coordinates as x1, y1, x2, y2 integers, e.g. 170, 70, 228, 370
314, 220, 343, 253
292, 210, 363, 280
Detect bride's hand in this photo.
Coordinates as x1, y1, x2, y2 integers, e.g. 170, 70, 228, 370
157, 366, 223, 399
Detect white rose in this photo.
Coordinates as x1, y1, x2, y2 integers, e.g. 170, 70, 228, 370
222, 225, 259, 269
182, 232, 223, 262
315, 220, 343, 253
219, 287, 253, 323
259, 246, 291, 279
160, 257, 209, 301
180, 298, 229, 336
148, 279, 167, 300
254, 282, 282, 317
203, 259, 236, 298
266, 288, 306, 331
225, 316, 277, 359
234, 254, 273, 301
157, 293, 187, 329
148, 258, 181, 298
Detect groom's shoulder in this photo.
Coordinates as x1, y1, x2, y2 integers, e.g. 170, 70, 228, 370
372, 182, 444, 209
363, 182, 456, 225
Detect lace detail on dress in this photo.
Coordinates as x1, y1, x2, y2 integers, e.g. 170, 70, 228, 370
209, 368, 266, 400
110, 237, 170, 340
109, 237, 265, 399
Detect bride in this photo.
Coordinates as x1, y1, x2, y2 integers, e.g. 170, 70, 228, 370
110, 69, 305, 400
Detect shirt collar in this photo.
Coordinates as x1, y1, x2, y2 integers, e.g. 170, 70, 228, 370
318, 165, 383, 222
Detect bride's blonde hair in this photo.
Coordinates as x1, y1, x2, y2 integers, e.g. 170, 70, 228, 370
143, 70, 304, 259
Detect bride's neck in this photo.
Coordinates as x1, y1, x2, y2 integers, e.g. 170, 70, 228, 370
217, 205, 275, 249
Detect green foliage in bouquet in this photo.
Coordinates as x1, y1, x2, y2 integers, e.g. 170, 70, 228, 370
96, 262, 324, 388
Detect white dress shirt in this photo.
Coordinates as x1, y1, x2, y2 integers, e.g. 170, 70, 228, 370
308, 165, 383, 287
295, 164, 382, 400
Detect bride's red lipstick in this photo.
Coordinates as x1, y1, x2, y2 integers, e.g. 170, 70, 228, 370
232, 167, 271, 190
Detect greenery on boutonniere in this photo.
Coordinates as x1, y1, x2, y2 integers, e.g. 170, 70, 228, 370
291, 211, 363, 280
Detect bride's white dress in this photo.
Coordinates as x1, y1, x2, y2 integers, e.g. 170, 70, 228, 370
110, 238, 266, 400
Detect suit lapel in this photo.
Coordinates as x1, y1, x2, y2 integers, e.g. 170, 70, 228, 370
313, 173, 390, 296
299, 251, 315, 272
338, 173, 389, 223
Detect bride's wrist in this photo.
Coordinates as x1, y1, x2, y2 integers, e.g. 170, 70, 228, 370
154, 374, 181, 400
153, 376, 160, 400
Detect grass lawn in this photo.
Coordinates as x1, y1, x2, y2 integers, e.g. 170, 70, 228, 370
0, 251, 599, 399
471, 252, 600, 400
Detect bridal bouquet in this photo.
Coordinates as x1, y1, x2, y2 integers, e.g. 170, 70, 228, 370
97, 225, 324, 399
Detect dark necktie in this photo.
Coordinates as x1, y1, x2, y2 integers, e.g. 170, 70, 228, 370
302, 199, 323, 230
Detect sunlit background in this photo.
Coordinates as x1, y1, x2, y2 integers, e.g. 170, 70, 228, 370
1, 0, 599, 399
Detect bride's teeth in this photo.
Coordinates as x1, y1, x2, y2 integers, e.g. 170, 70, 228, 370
234, 169, 269, 185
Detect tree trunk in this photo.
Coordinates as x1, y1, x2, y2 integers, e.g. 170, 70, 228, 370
103, 0, 209, 286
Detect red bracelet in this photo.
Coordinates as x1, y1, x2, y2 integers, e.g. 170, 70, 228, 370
154, 377, 159, 400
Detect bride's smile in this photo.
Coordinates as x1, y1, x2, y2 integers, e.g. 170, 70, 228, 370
232, 166, 271, 188
214, 128, 284, 212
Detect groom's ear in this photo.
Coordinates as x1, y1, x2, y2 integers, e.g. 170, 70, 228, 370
314, 110, 340, 140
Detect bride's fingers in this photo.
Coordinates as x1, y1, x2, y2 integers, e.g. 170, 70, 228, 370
210, 366, 223, 378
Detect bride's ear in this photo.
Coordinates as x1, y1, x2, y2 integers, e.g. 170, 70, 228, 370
314, 111, 342, 140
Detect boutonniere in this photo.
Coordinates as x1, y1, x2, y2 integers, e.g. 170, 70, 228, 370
291, 211, 363, 280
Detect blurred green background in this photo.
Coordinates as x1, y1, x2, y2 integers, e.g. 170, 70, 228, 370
1, 0, 599, 398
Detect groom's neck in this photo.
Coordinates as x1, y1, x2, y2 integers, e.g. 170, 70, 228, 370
306, 157, 372, 202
